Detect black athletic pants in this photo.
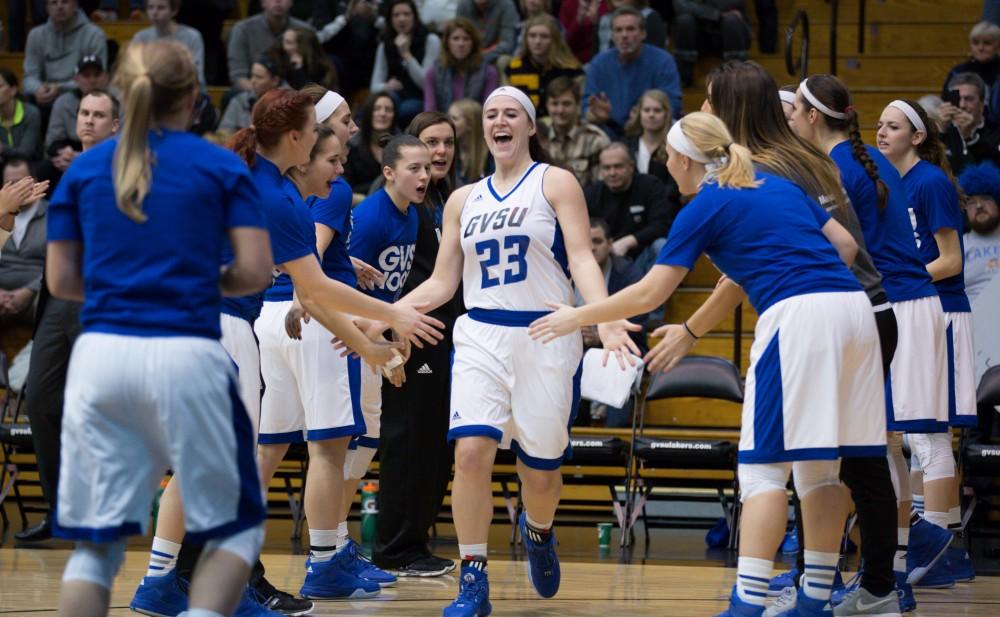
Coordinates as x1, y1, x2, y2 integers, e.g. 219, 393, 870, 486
792, 306, 899, 596
24, 297, 81, 510
373, 334, 454, 569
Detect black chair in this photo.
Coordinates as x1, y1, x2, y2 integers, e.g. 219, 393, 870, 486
0, 351, 44, 532
627, 355, 744, 548
960, 365, 1000, 548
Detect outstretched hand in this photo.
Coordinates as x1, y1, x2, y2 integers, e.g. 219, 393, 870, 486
528, 302, 581, 343
597, 320, 643, 369
390, 302, 445, 348
643, 323, 697, 373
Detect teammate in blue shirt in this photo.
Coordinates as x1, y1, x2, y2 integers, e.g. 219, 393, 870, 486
45, 41, 274, 617
879, 98, 976, 588
789, 74, 950, 608
530, 113, 887, 617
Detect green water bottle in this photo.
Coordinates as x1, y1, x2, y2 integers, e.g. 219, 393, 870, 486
360, 481, 379, 546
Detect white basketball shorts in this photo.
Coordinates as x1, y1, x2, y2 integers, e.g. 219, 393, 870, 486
53, 333, 265, 542
739, 291, 887, 464
946, 310, 976, 428
255, 301, 364, 443
886, 295, 949, 433
220, 313, 262, 439
448, 308, 583, 469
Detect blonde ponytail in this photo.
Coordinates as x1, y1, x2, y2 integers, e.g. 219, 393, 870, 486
111, 40, 198, 224
714, 142, 757, 189
678, 112, 760, 189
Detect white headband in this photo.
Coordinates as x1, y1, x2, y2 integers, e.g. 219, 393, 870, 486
315, 91, 345, 124
799, 79, 847, 120
667, 120, 710, 164
888, 99, 926, 133
483, 86, 536, 125
779, 90, 797, 105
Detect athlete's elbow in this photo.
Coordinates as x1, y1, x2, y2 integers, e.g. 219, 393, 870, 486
943, 255, 964, 279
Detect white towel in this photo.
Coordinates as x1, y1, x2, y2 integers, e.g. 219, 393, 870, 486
580, 348, 644, 408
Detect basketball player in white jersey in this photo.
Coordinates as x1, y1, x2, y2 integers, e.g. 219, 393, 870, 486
397, 86, 639, 617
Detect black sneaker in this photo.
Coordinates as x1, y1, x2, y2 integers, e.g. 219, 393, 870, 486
393, 554, 456, 577
253, 576, 314, 616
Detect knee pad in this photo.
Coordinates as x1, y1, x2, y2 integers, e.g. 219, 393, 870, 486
204, 523, 265, 567
738, 462, 791, 502
344, 445, 376, 480
62, 540, 126, 589
909, 433, 955, 482
791, 460, 842, 499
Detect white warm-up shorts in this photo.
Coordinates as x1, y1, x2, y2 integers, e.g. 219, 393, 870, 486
448, 308, 583, 470
255, 300, 364, 443
220, 313, 262, 438
739, 291, 887, 463
53, 333, 265, 542
885, 295, 949, 433
946, 311, 977, 428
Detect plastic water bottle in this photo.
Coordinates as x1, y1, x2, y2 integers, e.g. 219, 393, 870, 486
360, 481, 379, 545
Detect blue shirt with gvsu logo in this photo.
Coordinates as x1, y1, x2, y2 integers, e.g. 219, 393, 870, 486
348, 188, 419, 302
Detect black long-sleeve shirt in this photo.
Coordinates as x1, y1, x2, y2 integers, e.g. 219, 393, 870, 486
584, 173, 679, 258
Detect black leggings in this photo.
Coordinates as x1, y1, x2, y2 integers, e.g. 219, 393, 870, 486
792, 306, 898, 596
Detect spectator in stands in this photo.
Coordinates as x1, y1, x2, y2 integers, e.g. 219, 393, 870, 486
44, 54, 107, 150
176, 0, 232, 85
314, 0, 380, 99
0, 69, 43, 162
596, 0, 669, 53
456, 0, 517, 64
538, 76, 609, 186
943, 21, 1000, 104
17, 88, 117, 543
960, 162, 1000, 303
133, 0, 206, 87
624, 88, 673, 184
575, 217, 646, 426
218, 56, 282, 133
559, 0, 609, 63
371, 0, 441, 129
672, 0, 751, 87
583, 6, 682, 138
584, 141, 677, 267
0, 157, 46, 325
941, 72, 1000, 174
92, 0, 142, 20
275, 26, 338, 90
23, 0, 107, 112
416, 0, 459, 31
424, 17, 498, 111
515, 0, 550, 36
7, 0, 48, 53
448, 97, 492, 182
227, 0, 310, 92
504, 14, 584, 115
345, 92, 398, 199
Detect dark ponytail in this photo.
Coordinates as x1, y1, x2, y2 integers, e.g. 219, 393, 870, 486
802, 74, 889, 211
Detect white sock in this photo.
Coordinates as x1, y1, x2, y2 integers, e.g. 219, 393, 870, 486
924, 510, 951, 530
180, 611, 225, 617
802, 550, 839, 601
948, 506, 962, 528
309, 529, 339, 563
735, 556, 771, 606
336, 521, 349, 550
912, 495, 925, 516
894, 528, 909, 573
147, 537, 181, 578
525, 514, 552, 530
459, 543, 488, 560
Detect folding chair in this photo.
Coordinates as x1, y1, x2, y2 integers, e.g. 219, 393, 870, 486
0, 351, 39, 531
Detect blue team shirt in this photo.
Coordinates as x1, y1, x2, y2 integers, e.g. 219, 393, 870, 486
830, 142, 937, 304
656, 173, 861, 314
46, 130, 265, 339
901, 159, 971, 313
348, 188, 419, 302
309, 177, 357, 287
263, 174, 321, 302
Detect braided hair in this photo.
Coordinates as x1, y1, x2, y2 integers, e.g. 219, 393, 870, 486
800, 74, 889, 211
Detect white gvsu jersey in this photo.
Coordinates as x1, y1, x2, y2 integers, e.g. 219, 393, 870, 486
460, 163, 574, 310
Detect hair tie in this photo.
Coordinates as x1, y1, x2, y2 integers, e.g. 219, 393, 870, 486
724, 142, 733, 151
844, 105, 855, 114
799, 79, 848, 120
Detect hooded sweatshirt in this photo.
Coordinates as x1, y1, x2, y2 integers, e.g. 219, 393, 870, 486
23, 10, 107, 97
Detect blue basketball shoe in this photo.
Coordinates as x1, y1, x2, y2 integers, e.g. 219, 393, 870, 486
715, 585, 765, 617
905, 518, 952, 584
300, 552, 381, 600
130, 570, 188, 616
443, 563, 492, 617
519, 512, 560, 598
341, 539, 397, 587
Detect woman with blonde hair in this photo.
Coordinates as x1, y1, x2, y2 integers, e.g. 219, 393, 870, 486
529, 111, 885, 617
624, 88, 673, 182
449, 97, 492, 183
505, 14, 584, 114
424, 17, 499, 112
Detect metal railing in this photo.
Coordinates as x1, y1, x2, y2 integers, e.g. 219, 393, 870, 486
786, 0, 869, 79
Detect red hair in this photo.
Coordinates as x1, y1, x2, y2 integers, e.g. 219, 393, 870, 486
228, 88, 314, 166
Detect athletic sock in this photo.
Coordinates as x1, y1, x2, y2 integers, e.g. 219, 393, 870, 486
912, 495, 925, 516
182, 610, 225, 617
524, 514, 553, 544
336, 521, 349, 550
924, 510, 951, 530
735, 556, 771, 606
460, 556, 488, 574
459, 543, 488, 565
894, 527, 909, 574
947, 506, 962, 530
802, 550, 839, 601
147, 537, 181, 578
309, 529, 339, 563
